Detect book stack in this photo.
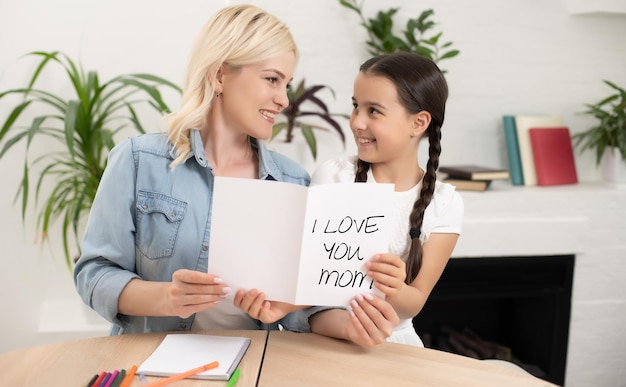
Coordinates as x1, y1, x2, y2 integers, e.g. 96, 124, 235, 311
439, 165, 510, 192
503, 115, 578, 186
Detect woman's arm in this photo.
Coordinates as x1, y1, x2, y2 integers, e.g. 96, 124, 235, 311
118, 269, 231, 318
233, 288, 307, 323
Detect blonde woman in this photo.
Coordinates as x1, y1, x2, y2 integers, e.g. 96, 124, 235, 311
75, 4, 397, 347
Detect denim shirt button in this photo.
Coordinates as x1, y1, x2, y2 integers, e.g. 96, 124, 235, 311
202, 245, 208, 251
142, 204, 148, 210
171, 212, 176, 217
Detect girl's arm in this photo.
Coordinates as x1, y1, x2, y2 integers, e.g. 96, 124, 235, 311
309, 294, 399, 348
366, 233, 459, 319
233, 289, 399, 348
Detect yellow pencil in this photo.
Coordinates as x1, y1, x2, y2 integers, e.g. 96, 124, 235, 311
144, 361, 219, 387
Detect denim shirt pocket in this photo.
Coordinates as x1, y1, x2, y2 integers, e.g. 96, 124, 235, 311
136, 190, 187, 259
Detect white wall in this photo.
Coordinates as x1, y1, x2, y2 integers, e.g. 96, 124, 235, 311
1, 0, 625, 385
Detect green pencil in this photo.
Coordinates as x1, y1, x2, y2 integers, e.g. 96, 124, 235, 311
111, 369, 126, 387
227, 368, 241, 387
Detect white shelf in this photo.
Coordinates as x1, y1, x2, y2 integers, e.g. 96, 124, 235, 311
451, 181, 621, 258
453, 215, 587, 258
564, 0, 626, 15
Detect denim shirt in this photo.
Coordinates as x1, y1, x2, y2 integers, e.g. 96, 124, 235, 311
74, 130, 324, 335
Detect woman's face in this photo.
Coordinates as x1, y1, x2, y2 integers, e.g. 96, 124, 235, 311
218, 51, 295, 140
350, 72, 422, 165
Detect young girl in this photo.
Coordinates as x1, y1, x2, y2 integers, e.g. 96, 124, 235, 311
310, 52, 464, 346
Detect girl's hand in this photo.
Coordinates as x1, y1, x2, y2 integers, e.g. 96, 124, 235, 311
234, 289, 303, 324
345, 293, 399, 348
365, 253, 407, 298
166, 269, 231, 318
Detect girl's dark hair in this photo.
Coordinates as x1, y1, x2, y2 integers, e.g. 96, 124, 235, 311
354, 52, 448, 284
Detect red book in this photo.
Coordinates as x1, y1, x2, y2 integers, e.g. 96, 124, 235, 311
529, 127, 578, 186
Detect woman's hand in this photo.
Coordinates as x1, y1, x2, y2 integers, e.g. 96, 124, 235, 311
234, 289, 304, 324
166, 269, 231, 318
345, 293, 399, 348
365, 254, 407, 298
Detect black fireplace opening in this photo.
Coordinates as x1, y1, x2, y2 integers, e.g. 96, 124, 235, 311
412, 255, 574, 386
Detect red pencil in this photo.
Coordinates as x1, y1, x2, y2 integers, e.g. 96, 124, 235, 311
91, 372, 107, 387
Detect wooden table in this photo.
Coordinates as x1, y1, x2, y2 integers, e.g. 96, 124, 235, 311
0, 330, 558, 387
258, 331, 557, 387
0, 330, 266, 387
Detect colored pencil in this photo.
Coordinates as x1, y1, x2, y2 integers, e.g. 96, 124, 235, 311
119, 365, 138, 387
144, 361, 219, 387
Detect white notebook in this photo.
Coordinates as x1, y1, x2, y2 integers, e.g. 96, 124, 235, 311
137, 334, 250, 380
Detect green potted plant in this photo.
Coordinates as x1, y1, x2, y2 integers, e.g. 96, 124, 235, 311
270, 78, 347, 160
0, 51, 181, 268
338, 0, 460, 69
572, 80, 626, 183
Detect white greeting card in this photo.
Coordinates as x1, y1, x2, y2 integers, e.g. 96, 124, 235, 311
208, 177, 393, 306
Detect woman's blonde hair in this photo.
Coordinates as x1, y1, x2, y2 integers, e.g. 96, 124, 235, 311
167, 4, 299, 167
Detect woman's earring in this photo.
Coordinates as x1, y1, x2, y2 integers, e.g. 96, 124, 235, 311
215, 92, 221, 98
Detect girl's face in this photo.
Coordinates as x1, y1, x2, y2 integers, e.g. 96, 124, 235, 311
218, 51, 295, 140
350, 72, 425, 165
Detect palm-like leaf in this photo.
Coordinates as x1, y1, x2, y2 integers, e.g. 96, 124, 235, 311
339, 0, 460, 71
572, 80, 626, 166
0, 51, 181, 269
270, 79, 347, 159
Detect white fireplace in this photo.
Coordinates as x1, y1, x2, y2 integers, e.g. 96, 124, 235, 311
450, 181, 626, 387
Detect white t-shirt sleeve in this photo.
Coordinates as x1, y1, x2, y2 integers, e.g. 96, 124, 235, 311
421, 181, 464, 240
311, 156, 356, 185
